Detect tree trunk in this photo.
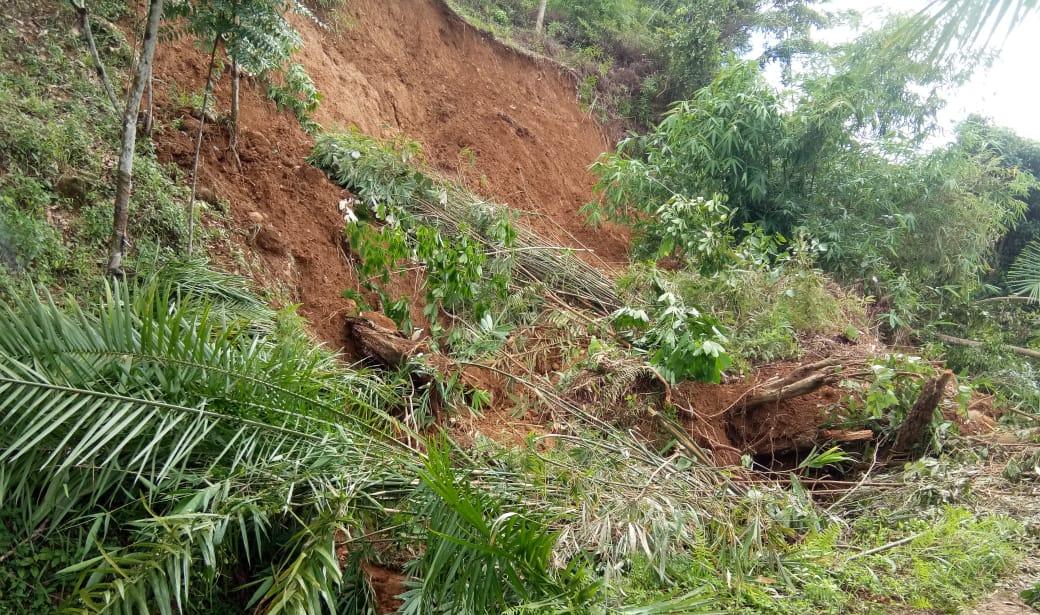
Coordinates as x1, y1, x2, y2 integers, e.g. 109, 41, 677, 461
107, 0, 164, 276
72, 0, 119, 114
186, 41, 221, 256
932, 332, 1040, 360
228, 8, 241, 165
142, 66, 153, 136
535, 0, 547, 34
229, 59, 241, 167
735, 369, 839, 413
890, 370, 953, 458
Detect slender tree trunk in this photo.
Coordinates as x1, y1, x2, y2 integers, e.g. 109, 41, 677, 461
535, 0, 547, 34
932, 332, 1040, 360
72, 0, 119, 114
228, 8, 242, 168
107, 0, 164, 276
186, 40, 221, 256
229, 58, 241, 167
143, 66, 154, 136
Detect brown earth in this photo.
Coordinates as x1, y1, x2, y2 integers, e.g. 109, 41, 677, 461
149, 0, 628, 351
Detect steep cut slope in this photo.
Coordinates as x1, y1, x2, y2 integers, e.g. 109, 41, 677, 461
150, 0, 626, 349
301, 0, 629, 264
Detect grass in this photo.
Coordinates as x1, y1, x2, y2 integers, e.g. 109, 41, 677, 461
616, 505, 1021, 615
0, 1, 220, 301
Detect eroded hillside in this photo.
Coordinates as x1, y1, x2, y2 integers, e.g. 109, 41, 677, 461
152, 0, 627, 348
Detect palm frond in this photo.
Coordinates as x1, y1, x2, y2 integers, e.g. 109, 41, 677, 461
62, 514, 231, 615
919, 0, 1040, 56
0, 274, 423, 613
1008, 240, 1040, 302
400, 444, 599, 614
250, 513, 346, 615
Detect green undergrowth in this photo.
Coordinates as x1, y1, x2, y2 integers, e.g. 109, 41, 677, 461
619, 506, 1021, 614
0, 243, 1026, 615
619, 255, 864, 370
0, 2, 226, 301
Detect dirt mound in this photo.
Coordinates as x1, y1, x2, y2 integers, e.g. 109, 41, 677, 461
149, 0, 626, 349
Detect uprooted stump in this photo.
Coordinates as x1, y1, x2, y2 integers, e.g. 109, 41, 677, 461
344, 315, 496, 407
889, 370, 954, 459
731, 358, 844, 414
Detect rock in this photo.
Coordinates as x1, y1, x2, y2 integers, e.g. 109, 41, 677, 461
247, 211, 265, 224
55, 174, 90, 205
964, 409, 997, 435
189, 106, 219, 124
254, 224, 287, 255
196, 186, 219, 205
242, 129, 271, 150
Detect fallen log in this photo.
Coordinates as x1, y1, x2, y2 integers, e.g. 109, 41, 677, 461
768, 357, 843, 389
890, 370, 953, 458
344, 315, 493, 395
346, 315, 439, 371
744, 428, 874, 457
737, 370, 839, 412
932, 332, 1040, 361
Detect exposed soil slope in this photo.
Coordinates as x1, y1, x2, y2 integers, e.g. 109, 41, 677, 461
150, 0, 626, 349
300, 0, 628, 264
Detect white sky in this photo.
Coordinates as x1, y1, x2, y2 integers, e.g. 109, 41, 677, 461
821, 0, 1040, 143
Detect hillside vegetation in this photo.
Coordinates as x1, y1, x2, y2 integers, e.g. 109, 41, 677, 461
1, 0, 1039, 613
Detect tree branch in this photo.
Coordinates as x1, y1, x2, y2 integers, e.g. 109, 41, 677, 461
71, 0, 119, 114
932, 332, 1040, 361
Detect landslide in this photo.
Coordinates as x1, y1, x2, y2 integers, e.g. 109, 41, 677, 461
151, 0, 627, 349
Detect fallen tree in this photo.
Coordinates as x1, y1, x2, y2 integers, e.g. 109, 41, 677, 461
344, 314, 495, 401
932, 332, 1040, 361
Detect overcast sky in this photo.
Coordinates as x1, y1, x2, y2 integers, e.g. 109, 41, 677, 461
820, 0, 1040, 143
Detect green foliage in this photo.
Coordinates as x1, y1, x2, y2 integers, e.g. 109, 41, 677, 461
310, 129, 427, 215
312, 130, 550, 340
415, 225, 496, 319
839, 354, 970, 451
805, 135, 1032, 328
401, 444, 600, 614
166, 0, 324, 130
957, 116, 1040, 283
0, 4, 190, 298
619, 506, 1021, 614
612, 291, 730, 383
266, 62, 323, 133
588, 62, 784, 228
0, 272, 415, 613
623, 244, 859, 368
914, 0, 1040, 58
324, 134, 513, 329
1023, 581, 1040, 608
1008, 239, 1040, 301
0, 508, 80, 612
591, 18, 1033, 332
